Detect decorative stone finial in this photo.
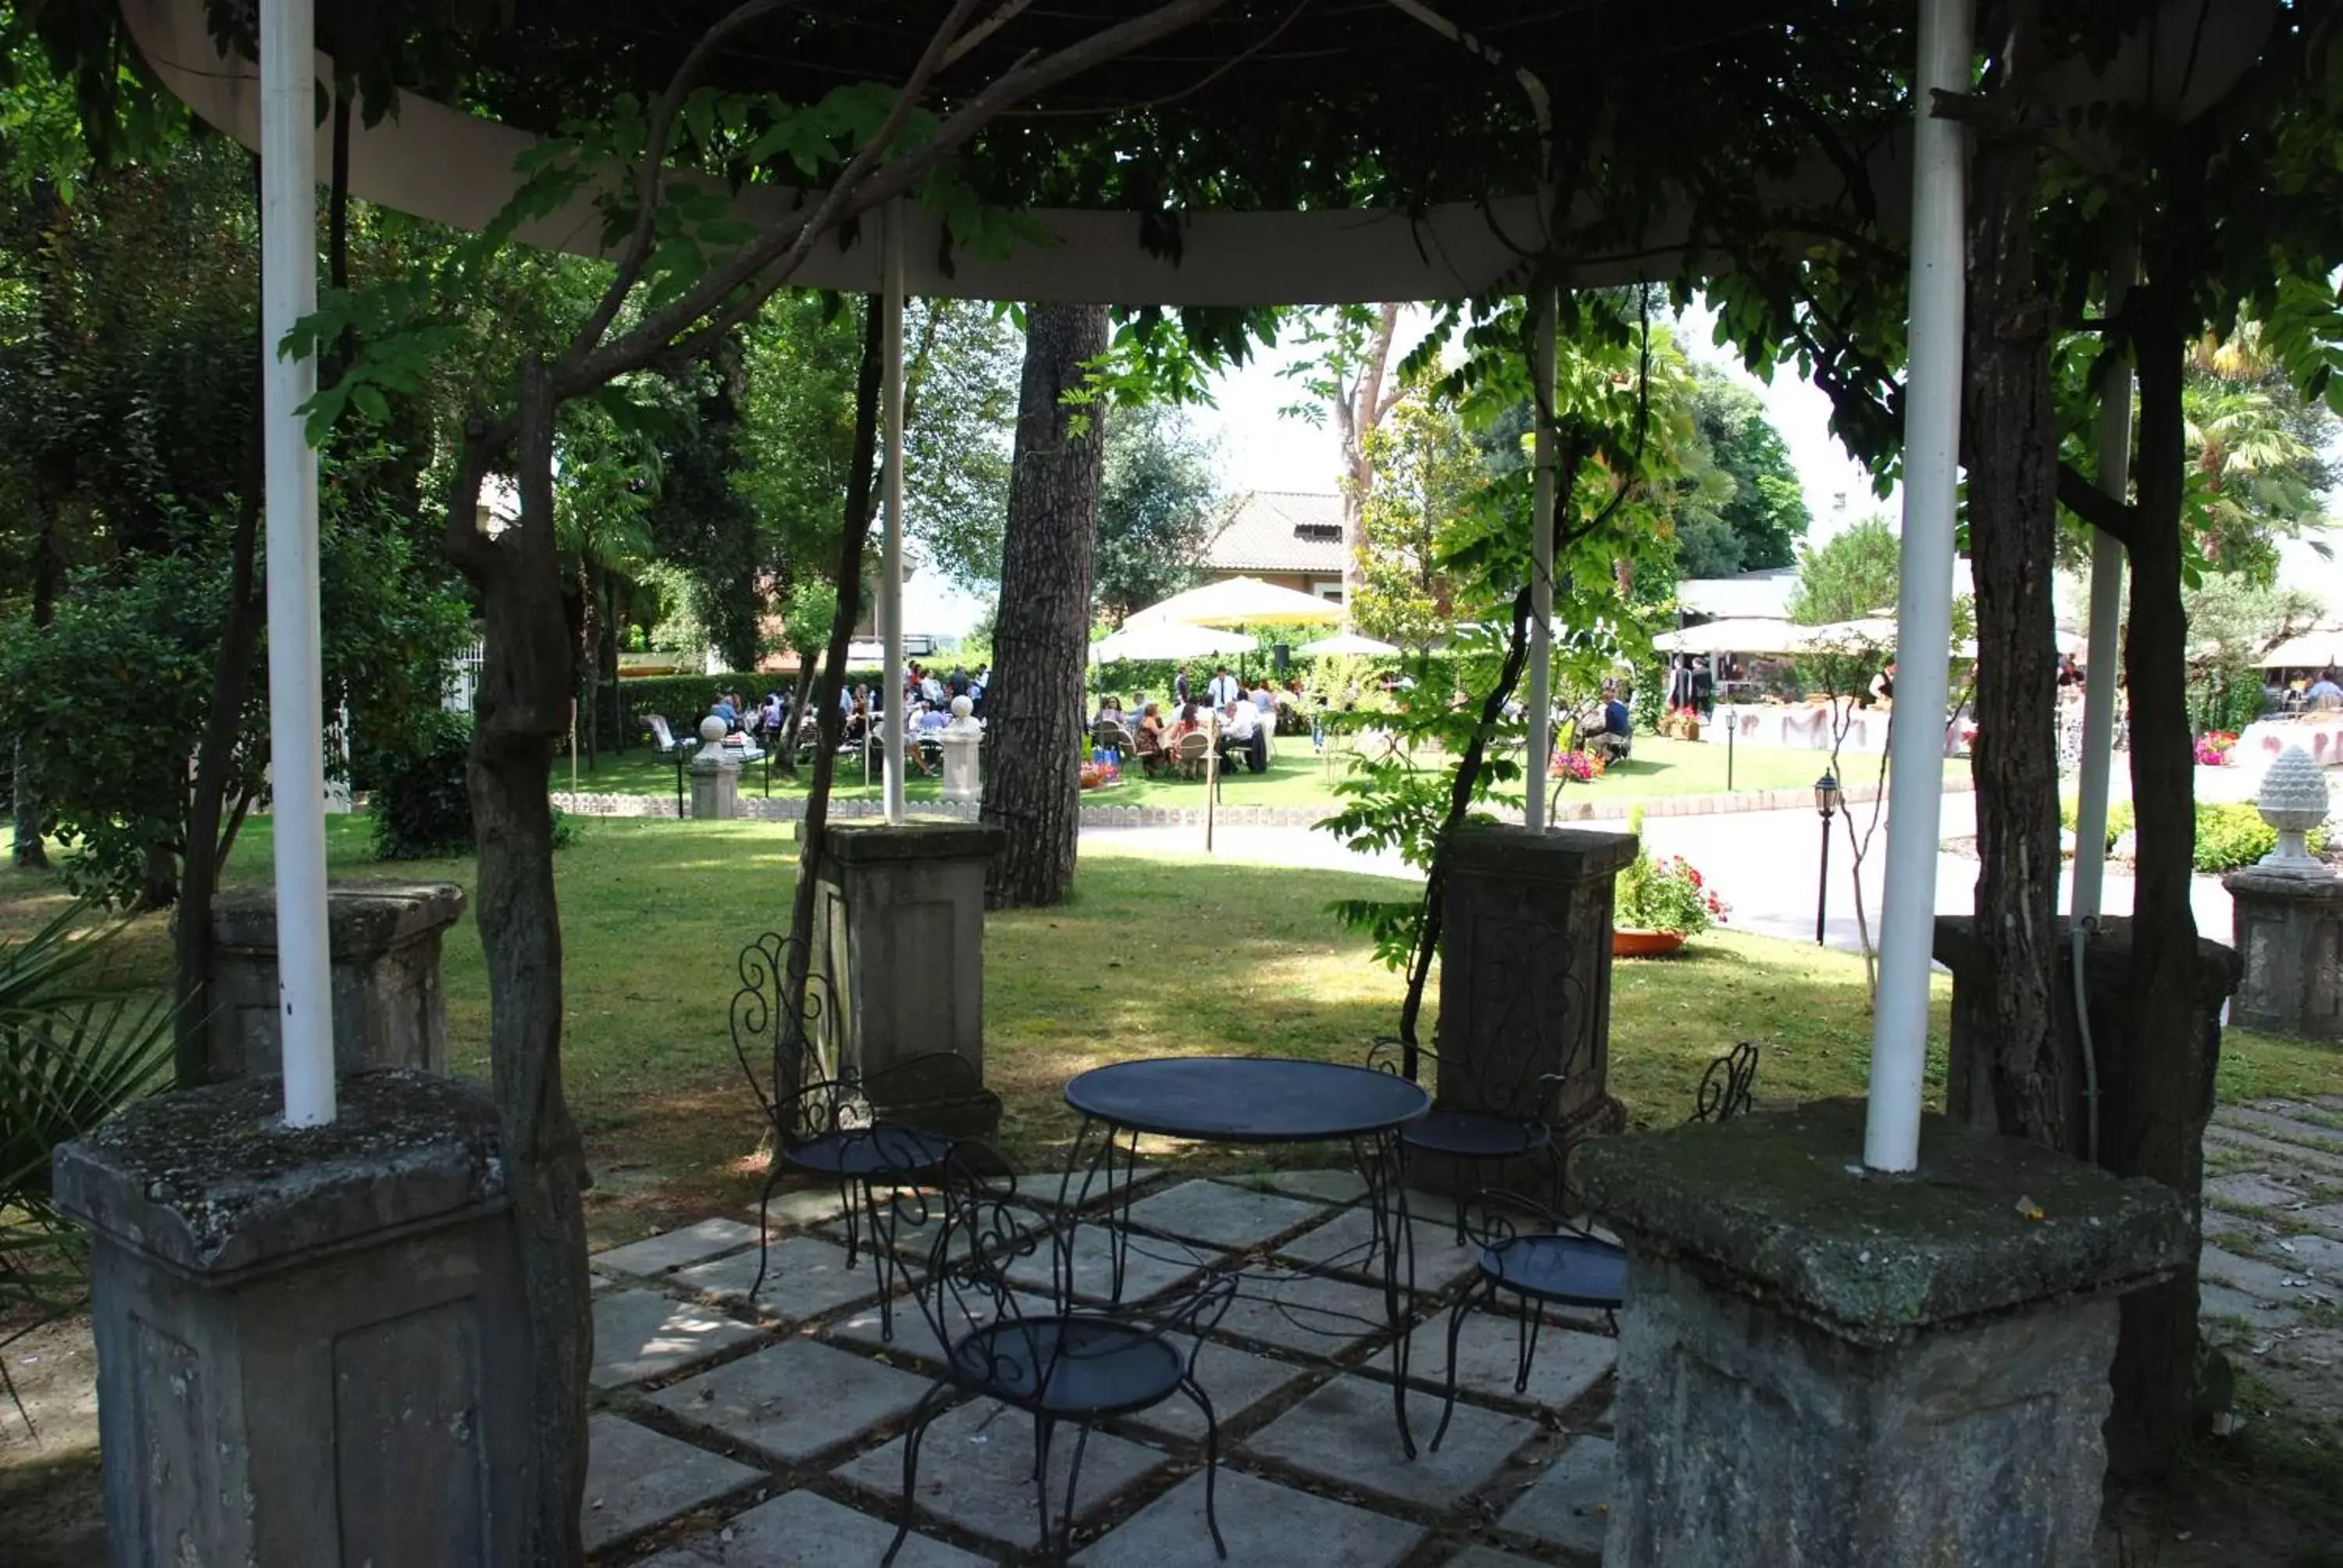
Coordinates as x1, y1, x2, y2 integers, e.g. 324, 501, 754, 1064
2256, 743, 2331, 872
948, 694, 976, 725
698, 714, 727, 746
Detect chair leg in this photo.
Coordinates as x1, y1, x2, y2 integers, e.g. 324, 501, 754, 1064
1516, 1297, 1546, 1395
860, 1177, 896, 1342
884, 1384, 947, 1567
748, 1157, 786, 1301
1432, 1276, 1486, 1453
1055, 1423, 1094, 1566
1182, 1377, 1229, 1560
1031, 1410, 1057, 1556
838, 1172, 863, 1267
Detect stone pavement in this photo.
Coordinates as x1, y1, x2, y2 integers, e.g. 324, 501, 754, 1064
2197, 1096, 2343, 1362
582, 1170, 1618, 1566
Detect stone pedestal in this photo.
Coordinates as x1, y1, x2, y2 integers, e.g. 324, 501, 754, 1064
2223, 865, 2343, 1036
939, 697, 982, 803
52, 1069, 530, 1566
206, 882, 466, 1083
690, 752, 740, 819
1932, 915, 2240, 1135
1579, 1099, 2191, 1568
1433, 824, 1638, 1161
805, 819, 1007, 1133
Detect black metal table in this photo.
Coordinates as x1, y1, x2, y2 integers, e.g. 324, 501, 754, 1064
1059, 1056, 1432, 1456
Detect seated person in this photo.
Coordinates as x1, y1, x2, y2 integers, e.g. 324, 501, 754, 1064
1218, 700, 1267, 773
1133, 701, 1169, 775
1167, 701, 1208, 777
2310, 668, 2343, 708
1589, 688, 1633, 760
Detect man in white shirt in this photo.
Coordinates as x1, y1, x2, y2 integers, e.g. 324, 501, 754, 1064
1207, 665, 1243, 708
1218, 700, 1265, 772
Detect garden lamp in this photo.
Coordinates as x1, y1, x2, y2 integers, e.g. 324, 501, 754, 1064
1813, 772, 1842, 946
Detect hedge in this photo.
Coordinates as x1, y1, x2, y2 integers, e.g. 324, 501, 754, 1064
2059, 795, 2325, 874
370, 710, 476, 861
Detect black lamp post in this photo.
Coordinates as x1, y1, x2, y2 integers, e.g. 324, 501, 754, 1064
1813, 772, 1843, 945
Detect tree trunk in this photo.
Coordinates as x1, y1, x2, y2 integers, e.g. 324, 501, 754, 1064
177, 160, 269, 1084
448, 361, 591, 1564
11, 516, 57, 871
781, 301, 886, 1082
2102, 273, 2211, 1479
1963, 6, 2074, 1150
1338, 303, 1403, 610
982, 303, 1110, 909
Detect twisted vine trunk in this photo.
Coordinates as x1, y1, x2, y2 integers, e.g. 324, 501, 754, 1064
2105, 272, 2210, 1477
1963, 6, 2072, 1149
446, 360, 591, 1564
983, 303, 1109, 909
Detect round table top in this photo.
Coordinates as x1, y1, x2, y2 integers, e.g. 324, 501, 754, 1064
1064, 1057, 1431, 1144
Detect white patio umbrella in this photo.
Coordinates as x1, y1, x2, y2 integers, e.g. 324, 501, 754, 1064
2253, 629, 2343, 668
1652, 617, 1806, 654
1295, 632, 1402, 657
1088, 621, 1257, 663
1129, 576, 1344, 629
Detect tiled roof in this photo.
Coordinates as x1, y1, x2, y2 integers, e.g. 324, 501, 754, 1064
1202, 490, 1348, 574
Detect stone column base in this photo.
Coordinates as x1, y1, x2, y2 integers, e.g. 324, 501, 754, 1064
2223, 865, 2343, 1036
808, 819, 1007, 1134
54, 1069, 529, 1566
1579, 1099, 2190, 1568
691, 757, 740, 819
207, 881, 466, 1082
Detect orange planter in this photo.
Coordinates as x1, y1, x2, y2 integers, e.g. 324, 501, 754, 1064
1612, 929, 1687, 957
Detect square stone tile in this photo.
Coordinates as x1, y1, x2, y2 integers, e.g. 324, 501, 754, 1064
836, 1398, 1166, 1549
1443, 1548, 1550, 1568
1116, 1342, 1311, 1443
1277, 1205, 1482, 1292
1500, 1434, 1615, 1556
1032, 1162, 1165, 1210
1126, 1180, 1328, 1249
857, 1189, 1052, 1267
1246, 1376, 1538, 1508
652, 1339, 936, 1465
592, 1289, 765, 1388
583, 1413, 761, 1554
2206, 1172, 2312, 1212
676, 1234, 882, 1320
1403, 1311, 1614, 1415
1074, 1468, 1421, 1568
645, 1488, 991, 1567
596, 1217, 761, 1278
2276, 1231, 2343, 1282
1261, 1169, 1368, 1205
2202, 1242, 2312, 1303
1211, 1267, 1397, 1356
826, 1288, 1061, 1367
1007, 1223, 1224, 1305
750, 1184, 854, 1230
2200, 1283, 2305, 1327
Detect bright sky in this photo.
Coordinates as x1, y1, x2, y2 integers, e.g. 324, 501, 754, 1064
904, 299, 1903, 640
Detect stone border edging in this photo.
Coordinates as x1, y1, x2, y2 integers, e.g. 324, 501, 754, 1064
548, 771, 1958, 832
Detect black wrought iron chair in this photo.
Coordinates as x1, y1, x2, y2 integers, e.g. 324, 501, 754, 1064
888, 1149, 1237, 1566
1428, 1041, 1763, 1451
1369, 1015, 1585, 1243
728, 931, 997, 1338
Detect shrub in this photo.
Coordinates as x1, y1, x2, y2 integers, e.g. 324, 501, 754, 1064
2194, 801, 2323, 873
1614, 806, 1728, 935
2058, 796, 2322, 871
370, 710, 475, 861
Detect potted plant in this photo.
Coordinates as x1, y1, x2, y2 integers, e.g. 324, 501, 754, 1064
1614, 808, 1728, 956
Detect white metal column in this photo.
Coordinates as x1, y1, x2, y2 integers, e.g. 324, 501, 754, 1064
1525, 287, 1557, 832
260, 0, 335, 1127
881, 202, 908, 825
1863, 0, 1970, 1173
2071, 242, 2134, 922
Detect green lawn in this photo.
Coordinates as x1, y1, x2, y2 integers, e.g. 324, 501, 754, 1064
5, 811, 2328, 1247
554, 733, 1856, 813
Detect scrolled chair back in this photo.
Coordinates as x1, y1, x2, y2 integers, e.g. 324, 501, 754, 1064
727, 930, 854, 1148
1691, 1040, 1760, 1124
